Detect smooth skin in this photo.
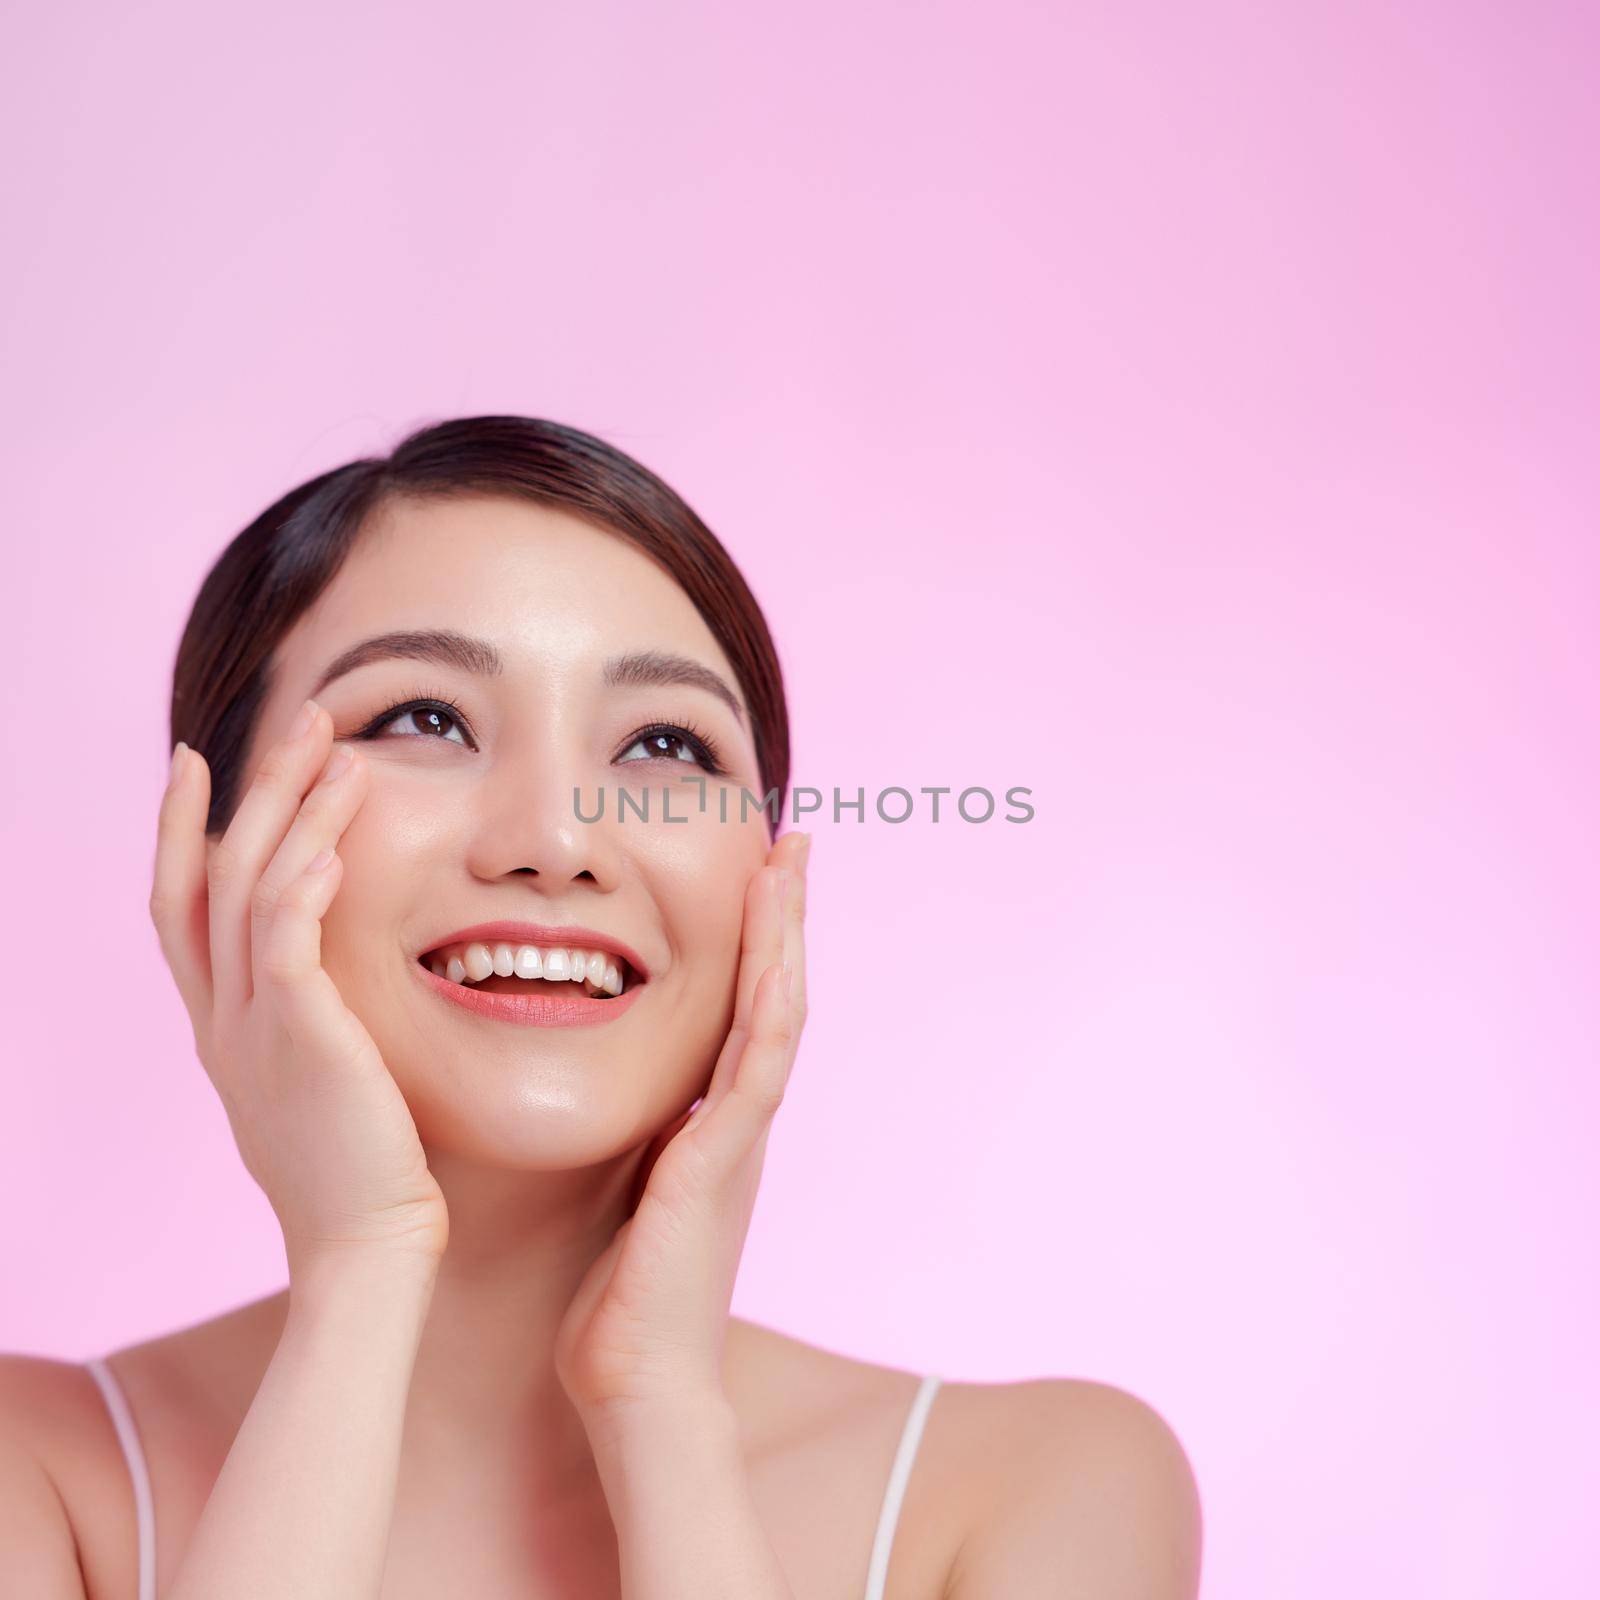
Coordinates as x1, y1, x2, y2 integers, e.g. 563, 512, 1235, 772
0, 495, 1201, 1598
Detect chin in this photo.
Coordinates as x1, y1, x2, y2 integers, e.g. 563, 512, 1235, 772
332, 954, 728, 1169
377, 1035, 711, 1175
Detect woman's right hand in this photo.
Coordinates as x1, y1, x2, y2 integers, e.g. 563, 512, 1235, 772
149, 698, 449, 1281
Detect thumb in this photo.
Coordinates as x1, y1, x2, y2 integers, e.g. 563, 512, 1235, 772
625, 1104, 697, 1215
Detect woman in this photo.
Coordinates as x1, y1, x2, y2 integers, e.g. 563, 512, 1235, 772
0, 416, 1201, 1597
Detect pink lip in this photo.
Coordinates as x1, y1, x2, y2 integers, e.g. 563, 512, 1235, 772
409, 956, 646, 1028
416, 921, 651, 982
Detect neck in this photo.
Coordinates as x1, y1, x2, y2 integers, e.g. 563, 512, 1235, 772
407, 1145, 642, 1477
245, 1142, 657, 1492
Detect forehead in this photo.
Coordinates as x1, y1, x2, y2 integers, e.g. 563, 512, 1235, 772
277, 492, 735, 689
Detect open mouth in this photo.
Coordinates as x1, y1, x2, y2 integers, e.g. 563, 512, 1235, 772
419, 939, 637, 1001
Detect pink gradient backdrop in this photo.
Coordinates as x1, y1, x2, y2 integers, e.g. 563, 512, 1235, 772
2, 2, 1595, 1593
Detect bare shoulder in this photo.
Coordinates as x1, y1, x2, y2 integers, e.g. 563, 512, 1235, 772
0, 1349, 109, 1438
0, 1350, 135, 1498
0, 1351, 137, 1599
726, 1322, 1200, 1596
0, 1301, 284, 1600
941, 1377, 1203, 1599
723, 1315, 939, 1446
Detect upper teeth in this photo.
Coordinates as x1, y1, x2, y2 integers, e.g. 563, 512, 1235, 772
426, 941, 626, 996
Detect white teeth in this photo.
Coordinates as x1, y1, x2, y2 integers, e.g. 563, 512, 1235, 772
427, 938, 633, 996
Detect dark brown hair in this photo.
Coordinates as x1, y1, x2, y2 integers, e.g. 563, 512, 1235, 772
170, 416, 790, 835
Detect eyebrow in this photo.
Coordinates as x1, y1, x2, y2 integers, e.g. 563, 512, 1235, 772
310, 629, 745, 724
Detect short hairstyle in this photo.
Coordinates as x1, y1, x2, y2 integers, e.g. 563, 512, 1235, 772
170, 415, 791, 834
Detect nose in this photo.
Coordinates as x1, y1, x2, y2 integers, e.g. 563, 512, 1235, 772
462, 728, 622, 892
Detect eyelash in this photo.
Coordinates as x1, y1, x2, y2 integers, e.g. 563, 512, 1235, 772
623, 718, 728, 777
353, 685, 730, 776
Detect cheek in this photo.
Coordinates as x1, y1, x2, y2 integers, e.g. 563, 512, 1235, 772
314, 779, 444, 985
648, 815, 768, 1000
345, 763, 462, 859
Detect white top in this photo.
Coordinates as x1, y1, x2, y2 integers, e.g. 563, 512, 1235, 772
85, 1355, 943, 1600
864, 1372, 944, 1598
85, 1357, 156, 1600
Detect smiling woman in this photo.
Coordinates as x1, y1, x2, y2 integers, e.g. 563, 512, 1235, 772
0, 415, 1199, 1600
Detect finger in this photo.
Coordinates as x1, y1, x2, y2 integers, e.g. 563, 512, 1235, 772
255, 846, 371, 1072
692, 1011, 751, 1132
692, 961, 793, 1177
730, 864, 789, 1037
698, 866, 788, 1118
626, 1105, 695, 1216
149, 742, 216, 1046
771, 828, 811, 906
250, 742, 368, 1000
207, 700, 333, 1015
780, 889, 806, 1038
782, 834, 809, 1026
769, 832, 808, 1010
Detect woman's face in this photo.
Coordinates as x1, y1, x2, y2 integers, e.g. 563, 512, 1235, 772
217, 493, 773, 1169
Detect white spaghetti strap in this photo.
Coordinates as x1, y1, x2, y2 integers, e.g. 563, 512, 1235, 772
862, 1373, 943, 1600
85, 1356, 157, 1600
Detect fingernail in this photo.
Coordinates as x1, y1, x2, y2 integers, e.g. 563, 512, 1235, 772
167, 741, 187, 789
291, 699, 319, 741
797, 831, 812, 868
778, 869, 791, 911
307, 846, 336, 873
781, 959, 794, 1002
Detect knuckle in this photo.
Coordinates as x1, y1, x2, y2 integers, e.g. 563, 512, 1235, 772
252, 746, 298, 791
302, 780, 346, 823
747, 1079, 785, 1117
206, 841, 241, 892
672, 1134, 718, 1190
258, 945, 305, 989
250, 875, 286, 922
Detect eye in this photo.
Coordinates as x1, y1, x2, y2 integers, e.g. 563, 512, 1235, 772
355, 696, 475, 748
615, 722, 725, 774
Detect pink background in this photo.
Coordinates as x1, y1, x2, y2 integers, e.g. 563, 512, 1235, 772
3, 2, 1596, 1593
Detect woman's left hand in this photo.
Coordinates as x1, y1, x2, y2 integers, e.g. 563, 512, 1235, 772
554, 829, 810, 1427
